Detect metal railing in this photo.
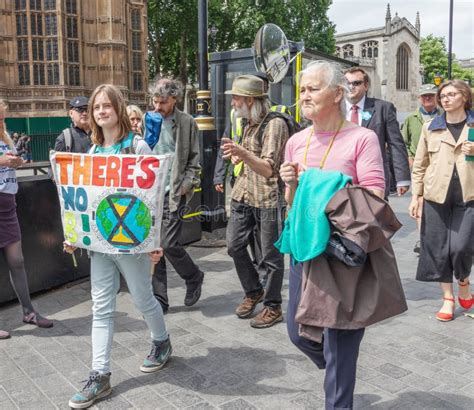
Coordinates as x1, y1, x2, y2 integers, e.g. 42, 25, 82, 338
30, 132, 59, 161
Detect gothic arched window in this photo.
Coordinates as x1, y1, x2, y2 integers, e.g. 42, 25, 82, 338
396, 44, 410, 90
361, 41, 378, 58
335, 46, 341, 58
342, 44, 353, 58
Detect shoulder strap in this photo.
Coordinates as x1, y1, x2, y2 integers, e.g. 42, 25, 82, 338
120, 132, 142, 154
119, 132, 135, 154
256, 111, 282, 143
271, 105, 288, 114
64, 128, 73, 152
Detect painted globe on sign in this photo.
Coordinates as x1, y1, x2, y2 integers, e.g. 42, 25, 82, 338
95, 194, 152, 250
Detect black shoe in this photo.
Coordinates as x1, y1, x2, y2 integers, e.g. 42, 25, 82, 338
154, 296, 169, 314
184, 272, 204, 306
413, 240, 420, 254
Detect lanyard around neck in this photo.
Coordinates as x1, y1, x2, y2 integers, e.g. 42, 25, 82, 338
303, 120, 345, 170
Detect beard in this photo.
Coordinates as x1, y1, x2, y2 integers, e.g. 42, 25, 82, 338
234, 104, 250, 119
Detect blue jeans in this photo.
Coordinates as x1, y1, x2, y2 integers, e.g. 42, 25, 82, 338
90, 252, 168, 373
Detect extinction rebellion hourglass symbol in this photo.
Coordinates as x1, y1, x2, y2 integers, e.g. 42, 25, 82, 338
94, 193, 153, 250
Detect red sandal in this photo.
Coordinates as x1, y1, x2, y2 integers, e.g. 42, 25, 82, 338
436, 297, 455, 322
458, 281, 473, 310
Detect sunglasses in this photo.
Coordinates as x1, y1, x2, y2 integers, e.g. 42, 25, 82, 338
347, 80, 365, 87
72, 107, 88, 113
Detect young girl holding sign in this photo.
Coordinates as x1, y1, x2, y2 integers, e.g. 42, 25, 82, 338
0, 99, 53, 339
64, 85, 170, 409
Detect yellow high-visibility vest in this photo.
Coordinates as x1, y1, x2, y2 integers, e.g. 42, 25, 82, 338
230, 105, 288, 177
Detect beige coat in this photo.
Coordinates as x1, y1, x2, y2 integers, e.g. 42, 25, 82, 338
411, 112, 474, 204
296, 187, 408, 343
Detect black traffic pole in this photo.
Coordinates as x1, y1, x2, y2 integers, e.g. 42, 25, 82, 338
195, 0, 212, 127
447, 0, 453, 79
198, 0, 209, 91
196, 0, 223, 232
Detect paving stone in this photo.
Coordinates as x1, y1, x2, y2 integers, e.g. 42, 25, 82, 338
428, 384, 474, 409
384, 389, 463, 410
1, 376, 49, 407
33, 374, 76, 407
219, 398, 257, 410
289, 392, 325, 409
163, 387, 205, 408
460, 382, 474, 397
375, 363, 412, 379
398, 372, 442, 391
365, 374, 409, 394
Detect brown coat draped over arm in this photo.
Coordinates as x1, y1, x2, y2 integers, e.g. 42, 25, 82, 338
296, 186, 408, 343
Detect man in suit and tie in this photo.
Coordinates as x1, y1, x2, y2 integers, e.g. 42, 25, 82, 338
344, 67, 410, 198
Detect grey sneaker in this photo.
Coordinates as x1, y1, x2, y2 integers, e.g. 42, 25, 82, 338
68, 371, 112, 409
140, 337, 172, 373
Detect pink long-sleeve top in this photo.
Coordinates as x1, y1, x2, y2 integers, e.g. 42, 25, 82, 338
285, 124, 385, 192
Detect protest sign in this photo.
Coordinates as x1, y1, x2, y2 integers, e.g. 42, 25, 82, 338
50, 152, 172, 254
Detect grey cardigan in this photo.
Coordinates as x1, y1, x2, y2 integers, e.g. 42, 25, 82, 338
168, 109, 201, 212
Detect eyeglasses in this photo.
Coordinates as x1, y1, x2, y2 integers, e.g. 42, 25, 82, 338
347, 80, 365, 87
439, 92, 460, 100
72, 107, 88, 113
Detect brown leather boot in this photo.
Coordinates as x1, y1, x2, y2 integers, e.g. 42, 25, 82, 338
235, 289, 264, 318
250, 305, 283, 328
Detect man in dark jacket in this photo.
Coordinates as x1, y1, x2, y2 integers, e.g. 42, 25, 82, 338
54, 96, 91, 153
150, 78, 204, 313
344, 67, 410, 198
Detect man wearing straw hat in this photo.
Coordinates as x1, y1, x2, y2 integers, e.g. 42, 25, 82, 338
222, 75, 289, 328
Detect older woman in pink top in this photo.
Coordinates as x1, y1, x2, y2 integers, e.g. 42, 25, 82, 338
280, 61, 385, 410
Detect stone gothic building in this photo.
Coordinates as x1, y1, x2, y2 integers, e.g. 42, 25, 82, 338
335, 4, 422, 115
0, 0, 148, 125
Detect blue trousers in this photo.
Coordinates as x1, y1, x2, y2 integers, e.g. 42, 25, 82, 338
287, 262, 365, 409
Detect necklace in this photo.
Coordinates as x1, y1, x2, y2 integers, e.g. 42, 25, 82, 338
302, 119, 345, 170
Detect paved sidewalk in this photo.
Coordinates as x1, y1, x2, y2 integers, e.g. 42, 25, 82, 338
0, 195, 473, 409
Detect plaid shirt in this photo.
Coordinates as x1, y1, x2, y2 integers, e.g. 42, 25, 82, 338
231, 117, 289, 208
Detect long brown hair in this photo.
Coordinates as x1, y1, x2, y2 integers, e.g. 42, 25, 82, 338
437, 80, 472, 111
0, 99, 14, 148
89, 84, 132, 146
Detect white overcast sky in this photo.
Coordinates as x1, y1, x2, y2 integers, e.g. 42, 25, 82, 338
327, 0, 473, 60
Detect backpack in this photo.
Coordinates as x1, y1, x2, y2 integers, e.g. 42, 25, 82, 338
63, 128, 73, 152
256, 111, 303, 143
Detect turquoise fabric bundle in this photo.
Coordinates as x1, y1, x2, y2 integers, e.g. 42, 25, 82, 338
275, 168, 352, 262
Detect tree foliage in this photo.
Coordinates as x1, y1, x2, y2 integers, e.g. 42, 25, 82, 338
147, 0, 336, 86
420, 35, 473, 84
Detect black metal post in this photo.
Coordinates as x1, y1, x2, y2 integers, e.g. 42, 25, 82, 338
196, 0, 223, 232
198, 0, 209, 91
448, 0, 453, 79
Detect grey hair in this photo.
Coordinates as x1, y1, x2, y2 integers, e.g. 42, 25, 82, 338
298, 60, 349, 115
249, 97, 271, 124
149, 78, 184, 102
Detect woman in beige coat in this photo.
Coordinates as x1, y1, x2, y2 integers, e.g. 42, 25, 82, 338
409, 80, 474, 321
